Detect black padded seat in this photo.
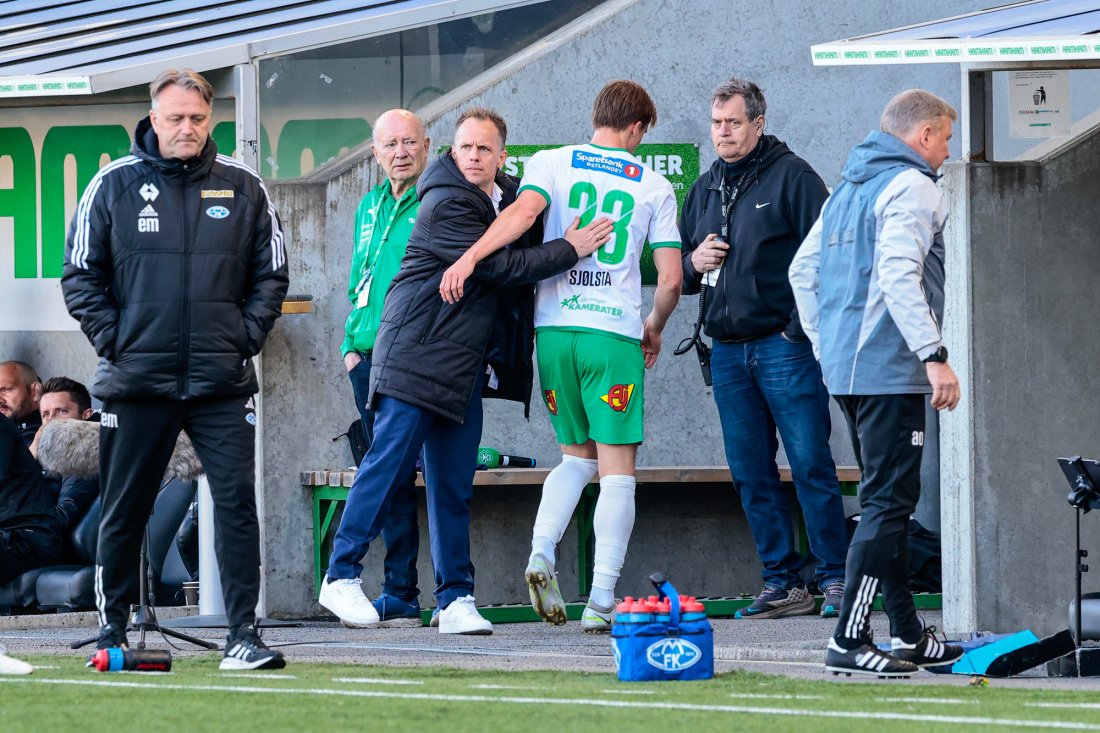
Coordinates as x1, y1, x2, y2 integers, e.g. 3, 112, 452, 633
33, 497, 101, 610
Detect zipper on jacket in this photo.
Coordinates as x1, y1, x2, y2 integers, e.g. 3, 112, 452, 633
418, 299, 443, 344
179, 182, 192, 398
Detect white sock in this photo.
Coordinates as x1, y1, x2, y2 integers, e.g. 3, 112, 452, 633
590, 474, 636, 607
530, 454, 598, 568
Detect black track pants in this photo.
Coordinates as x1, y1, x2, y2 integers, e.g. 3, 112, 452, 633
832, 394, 926, 648
96, 396, 260, 630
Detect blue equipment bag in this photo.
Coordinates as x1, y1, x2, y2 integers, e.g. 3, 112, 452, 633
611, 573, 714, 682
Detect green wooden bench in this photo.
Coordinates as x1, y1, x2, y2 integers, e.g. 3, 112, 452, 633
302, 465, 864, 597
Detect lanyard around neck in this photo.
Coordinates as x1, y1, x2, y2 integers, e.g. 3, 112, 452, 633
356, 189, 410, 293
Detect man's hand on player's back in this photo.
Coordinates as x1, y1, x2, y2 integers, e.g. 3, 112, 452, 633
439, 216, 611, 304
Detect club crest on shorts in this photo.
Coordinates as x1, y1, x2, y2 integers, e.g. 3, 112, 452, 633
543, 389, 558, 415
600, 383, 634, 412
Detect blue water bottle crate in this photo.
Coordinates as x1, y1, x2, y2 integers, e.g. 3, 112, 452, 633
611, 573, 714, 682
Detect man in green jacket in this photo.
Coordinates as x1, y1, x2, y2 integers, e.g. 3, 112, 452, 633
340, 108, 429, 627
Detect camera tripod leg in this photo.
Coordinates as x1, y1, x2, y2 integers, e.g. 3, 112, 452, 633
1077, 506, 1087, 649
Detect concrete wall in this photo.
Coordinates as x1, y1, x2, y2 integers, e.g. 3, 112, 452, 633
254, 0, 990, 615
941, 124, 1100, 636
1, 0, 993, 616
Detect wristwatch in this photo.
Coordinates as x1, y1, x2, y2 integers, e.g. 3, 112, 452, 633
922, 346, 948, 364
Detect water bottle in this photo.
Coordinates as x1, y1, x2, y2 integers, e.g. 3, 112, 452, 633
90, 648, 172, 672
615, 597, 637, 624
654, 598, 671, 626
630, 598, 655, 623
476, 446, 536, 468
681, 596, 707, 622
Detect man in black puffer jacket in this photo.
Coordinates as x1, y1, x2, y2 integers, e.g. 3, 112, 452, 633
61, 69, 288, 670
679, 77, 847, 621
320, 107, 609, 635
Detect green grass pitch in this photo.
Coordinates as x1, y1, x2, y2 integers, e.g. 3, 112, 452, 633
3, 656, 1100, 732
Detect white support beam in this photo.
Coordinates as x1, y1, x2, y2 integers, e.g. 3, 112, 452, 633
234, 61, 267, 617
940, 157, 978, 636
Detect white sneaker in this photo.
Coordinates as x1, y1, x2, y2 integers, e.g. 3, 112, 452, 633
319, 576, 380, 628
0, 652, 33, 675
438, 595, 493, 635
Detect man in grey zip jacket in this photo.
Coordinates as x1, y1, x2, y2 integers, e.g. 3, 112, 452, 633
789, 89, 963, 677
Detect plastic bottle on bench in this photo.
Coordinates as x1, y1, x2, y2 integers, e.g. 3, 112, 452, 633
476, 446, 536, 468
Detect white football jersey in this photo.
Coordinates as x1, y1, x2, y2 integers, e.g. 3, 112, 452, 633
520, 144, 680, 341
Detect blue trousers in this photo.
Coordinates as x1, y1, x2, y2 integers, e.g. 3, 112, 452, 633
347, 354, 420, 601
328, 381, 483, 609
711, 333, 848, 590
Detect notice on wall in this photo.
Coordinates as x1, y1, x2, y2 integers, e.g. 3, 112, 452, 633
1010, 70, 1070, 138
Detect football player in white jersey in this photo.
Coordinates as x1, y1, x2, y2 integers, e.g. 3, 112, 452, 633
439, 80, 682, 632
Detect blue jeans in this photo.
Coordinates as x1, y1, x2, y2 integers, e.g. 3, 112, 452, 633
711, 333, 847, 590
347, 354, 419, 601
329, 379, 483, 609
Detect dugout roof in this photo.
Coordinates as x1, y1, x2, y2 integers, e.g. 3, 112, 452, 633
0, 0, 547, 98
811, 0, 1100, 66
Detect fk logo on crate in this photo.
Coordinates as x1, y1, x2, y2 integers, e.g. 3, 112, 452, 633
646, 638, 702, 672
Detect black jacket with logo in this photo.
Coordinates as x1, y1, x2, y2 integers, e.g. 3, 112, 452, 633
62, 117, 289, 400
679, 135, 828, 342
369, 153, 578, 423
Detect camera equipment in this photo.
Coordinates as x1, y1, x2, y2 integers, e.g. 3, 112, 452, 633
72, 480, 219, 655
1061, 456, 1100, 512
674, 288, 713, 387
1050, 456, 1100, 676
675, 163, 752, 388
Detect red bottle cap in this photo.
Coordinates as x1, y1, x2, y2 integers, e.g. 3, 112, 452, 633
90, 649, 110, 672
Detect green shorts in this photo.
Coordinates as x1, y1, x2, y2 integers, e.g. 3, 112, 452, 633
535, 328, 645, 446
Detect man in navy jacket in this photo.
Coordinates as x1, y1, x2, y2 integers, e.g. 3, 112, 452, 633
680, 77, 848, 620
319, 107, 609, 634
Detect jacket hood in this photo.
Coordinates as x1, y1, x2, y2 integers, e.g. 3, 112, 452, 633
841, 130, 937, 185
706, 135, 793, 187
418, 151, 516, 201
132, 116, 217, 177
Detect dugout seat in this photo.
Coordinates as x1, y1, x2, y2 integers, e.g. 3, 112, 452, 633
0, 479, 195, 613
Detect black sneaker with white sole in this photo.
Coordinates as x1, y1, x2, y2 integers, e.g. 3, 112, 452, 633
891, 629, 964, 668
735, 585, 816, 619
220, 625, 286, 671
94, 623, 129, 651
825, 638, 918, 678
86, 623, 129, 667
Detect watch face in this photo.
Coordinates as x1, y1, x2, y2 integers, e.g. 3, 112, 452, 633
926, 346, 948, 363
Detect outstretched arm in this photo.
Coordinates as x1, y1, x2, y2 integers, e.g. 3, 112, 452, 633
439, 189, 547, 303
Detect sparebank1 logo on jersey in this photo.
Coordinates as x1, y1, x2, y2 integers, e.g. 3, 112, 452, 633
571, 150, 644, 182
